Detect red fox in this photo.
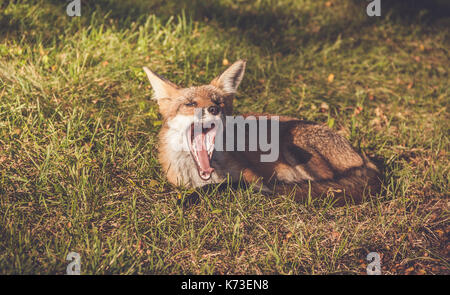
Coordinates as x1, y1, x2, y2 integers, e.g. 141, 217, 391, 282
143, 60, 382, 205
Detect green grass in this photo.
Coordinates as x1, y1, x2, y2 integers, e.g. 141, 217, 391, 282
0, 0, 448, 274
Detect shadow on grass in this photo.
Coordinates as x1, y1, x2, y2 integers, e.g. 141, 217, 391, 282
2, 0, 448, 53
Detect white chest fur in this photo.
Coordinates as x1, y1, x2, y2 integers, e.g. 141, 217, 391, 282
162, 115, 226, 187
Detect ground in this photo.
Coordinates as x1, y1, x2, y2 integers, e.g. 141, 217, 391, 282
0, 0, 448, 274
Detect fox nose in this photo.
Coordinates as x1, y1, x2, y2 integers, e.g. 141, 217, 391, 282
207, 105, 220, 116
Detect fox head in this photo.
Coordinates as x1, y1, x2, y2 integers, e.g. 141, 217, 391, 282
143, 60, 246, 182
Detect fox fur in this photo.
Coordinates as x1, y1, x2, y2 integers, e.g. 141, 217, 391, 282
143, 60, 382, 205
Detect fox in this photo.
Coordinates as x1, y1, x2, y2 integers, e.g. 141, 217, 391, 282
143, 60, 382, 205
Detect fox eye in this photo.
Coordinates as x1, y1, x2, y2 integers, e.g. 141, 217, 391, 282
185, 101, 197, 107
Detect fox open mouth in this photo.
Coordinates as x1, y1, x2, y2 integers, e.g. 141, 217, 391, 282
187, 122, 217, 180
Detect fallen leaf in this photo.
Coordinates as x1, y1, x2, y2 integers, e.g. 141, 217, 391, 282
320, 102, 329, 112
416, 269, 426, 275
148, 179, 158, 188
330, 231, 340, 241
353, 106, 363, 116
405, 266, 415, 274
327, 73, 335, 83
435, 229, 444, 238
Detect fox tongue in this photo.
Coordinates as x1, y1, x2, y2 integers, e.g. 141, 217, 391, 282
193, 132, 214, 177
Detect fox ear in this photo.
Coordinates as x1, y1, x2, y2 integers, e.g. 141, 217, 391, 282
211, 60, 246, 94
143, 67, 180, 100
